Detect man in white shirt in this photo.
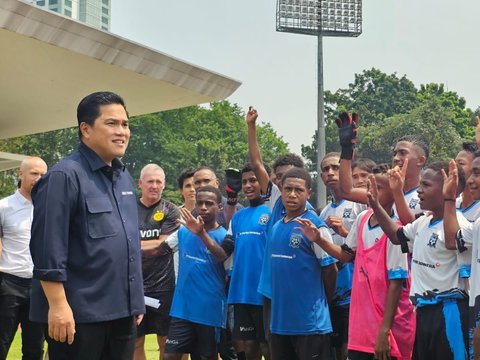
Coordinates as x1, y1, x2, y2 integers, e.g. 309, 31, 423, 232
0, 156, 47, 360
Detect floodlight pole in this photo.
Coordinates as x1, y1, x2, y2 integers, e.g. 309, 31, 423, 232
317, 34, 327, 209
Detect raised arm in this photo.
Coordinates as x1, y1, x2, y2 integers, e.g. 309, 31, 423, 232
336, 112, 369, 203
246, 107, 270, 194
367, 175, 402, 244
442, 159, 461, 250
389, 159, 416, 224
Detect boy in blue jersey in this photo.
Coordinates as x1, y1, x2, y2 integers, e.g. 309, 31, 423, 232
269, 167, 337, 360
180, 164, 271, 360
163, 186, 228, 360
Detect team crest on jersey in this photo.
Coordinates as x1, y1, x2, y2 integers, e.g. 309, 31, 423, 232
289, 234, 302, 248
342, 208, 353, 218
427, 233, 439, 248
153, 210, 164, 222
409, 198, 419, 210
258, 214, 270, 225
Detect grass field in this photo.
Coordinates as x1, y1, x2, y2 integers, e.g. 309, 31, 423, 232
7, 331, 161, 359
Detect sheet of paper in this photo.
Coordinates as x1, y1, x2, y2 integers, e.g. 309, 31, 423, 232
144, 296, 161, 309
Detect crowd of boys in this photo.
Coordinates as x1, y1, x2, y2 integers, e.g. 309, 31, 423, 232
1, 91, 480, 360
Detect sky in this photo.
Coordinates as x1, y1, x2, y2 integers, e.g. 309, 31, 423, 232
111, 0, 480, 155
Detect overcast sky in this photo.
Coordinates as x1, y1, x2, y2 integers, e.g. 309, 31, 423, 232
111, 0, 480, 155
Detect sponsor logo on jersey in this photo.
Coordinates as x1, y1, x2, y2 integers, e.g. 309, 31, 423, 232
427, 233, 439, 248
153, 210, 164, 222
289, 233, 302, 248
165, 339, 179, 345
140, 228, 161, 239
409, 198, 419, 210
342, 208, 353, 218
240, 326, 255, 332
258, 214, 270, 225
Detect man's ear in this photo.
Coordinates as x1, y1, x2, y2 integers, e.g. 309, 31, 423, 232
417, 155, 426, 168
218, 202, 224, 211
79, 122, 90, 139
306, 188, 312, 200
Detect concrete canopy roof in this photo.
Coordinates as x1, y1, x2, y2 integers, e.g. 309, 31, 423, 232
0, 0, 241, 140
0, 152, 27, 171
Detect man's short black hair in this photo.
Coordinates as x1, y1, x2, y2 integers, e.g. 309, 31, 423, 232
462, 142, 478, 154
241, 163, 254, 175
196, 186, 223, 204
194, 166, 217, 177
372, 163, 391, 175
177, 168, 196, 189
396, 135, 430, 160
352, 158, 376, 173
424, 161, 465, 195
281, 167, 312, 189
77, 91, 127, 139
272, 153, 304, 172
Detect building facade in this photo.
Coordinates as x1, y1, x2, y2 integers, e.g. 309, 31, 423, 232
33, 0, 110, 31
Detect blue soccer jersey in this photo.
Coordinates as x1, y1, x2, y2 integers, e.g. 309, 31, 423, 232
258, 197, 314, 299
228, 204, 270, 306
270, 210, 336, 335
170, 226, 227, 328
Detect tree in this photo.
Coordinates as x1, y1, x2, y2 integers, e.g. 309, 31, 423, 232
358, 98, 462, 163
0, 101, 289, 203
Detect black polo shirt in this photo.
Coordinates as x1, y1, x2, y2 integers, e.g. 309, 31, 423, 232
30, 142, 145, 323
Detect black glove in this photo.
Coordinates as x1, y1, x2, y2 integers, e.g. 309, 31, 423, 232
336, 112, 358, 160
225, 168, 242, 205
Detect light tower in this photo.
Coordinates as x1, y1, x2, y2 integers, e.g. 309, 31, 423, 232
276, 0, 362, 208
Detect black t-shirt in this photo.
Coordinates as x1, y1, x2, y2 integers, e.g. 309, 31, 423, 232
138, 197, 180, 295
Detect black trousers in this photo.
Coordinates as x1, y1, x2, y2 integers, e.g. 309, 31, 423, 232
45, 316, 137, 360
0, 272, 44, 360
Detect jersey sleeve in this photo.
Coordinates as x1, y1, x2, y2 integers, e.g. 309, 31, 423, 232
457, 213, 473, 279
344, 211, 363, 252
400, 215, 423, 253
312, 226, 337, 267
164, 229, 179, 252
161, 202, 181, 234
264, 183, 281, 212
386, 241, 409, 280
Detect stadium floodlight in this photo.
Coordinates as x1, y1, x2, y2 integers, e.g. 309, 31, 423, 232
276, 0, 362, 208
277, 0, 362, 37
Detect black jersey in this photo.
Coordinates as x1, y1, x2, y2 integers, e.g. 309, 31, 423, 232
138, 197, 180, 295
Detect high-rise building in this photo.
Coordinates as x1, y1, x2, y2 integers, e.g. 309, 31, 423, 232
33, 0, 110, 31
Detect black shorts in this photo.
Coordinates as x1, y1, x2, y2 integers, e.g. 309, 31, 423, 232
231, 304, 266, 342
414, 299, 468, 360
137, 292, 173, 337
164, 317, 219, 357
270, 333, 331, 360
330, 305, 349, 348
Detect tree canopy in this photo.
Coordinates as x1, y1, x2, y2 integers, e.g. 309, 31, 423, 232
0, 101, 289, 201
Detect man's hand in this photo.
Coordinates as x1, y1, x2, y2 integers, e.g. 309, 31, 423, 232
441, 159, 458, 201
225, 168, 242, 206
245, 106, 258, 125
294, 218, 320, 243
326, 216, 349, 237
336, 112, 358, 160
374, 329, 391, 360
48, 301, 75, 344
136, 314, 144, 326
366, 174, 381, 209
388, 159, 408, 194
180, 207, 205, 235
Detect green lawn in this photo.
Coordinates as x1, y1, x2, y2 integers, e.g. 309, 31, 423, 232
7, 331, 160, 359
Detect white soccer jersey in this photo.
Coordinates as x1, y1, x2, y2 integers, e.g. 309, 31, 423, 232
319, 199, 367, 246
393, 186, 423, 217
456, 196, 480, 223
456, 218, 480, 307
402, 213, 471, 304
345, 210, 408, 277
